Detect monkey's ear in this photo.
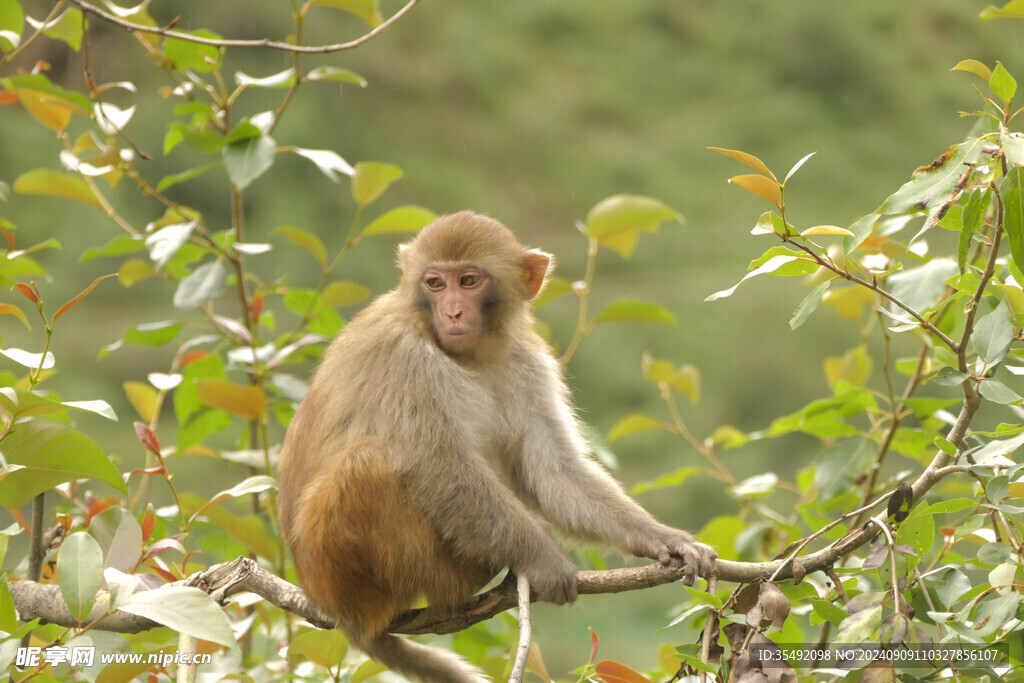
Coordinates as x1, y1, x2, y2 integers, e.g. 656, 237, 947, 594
397, 242, 412, 271
522, 249, 553, 300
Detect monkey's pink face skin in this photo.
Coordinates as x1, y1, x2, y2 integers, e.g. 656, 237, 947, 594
421, 263, 490, 354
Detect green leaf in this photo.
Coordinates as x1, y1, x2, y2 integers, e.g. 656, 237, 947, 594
980, 379, 1023, 404
952, 59, 993, 81
844, 212, 880, 253
990, 61, 1018, 102
931, 366, 969, 386
359, 205, 437, 237
0, 420, 126, 508
26, 8, 82, 51
0, 386, 116, 421
959, 190, 992, 272
275, 226, 327, 265
790, 281, 830, 330
1003, 166, 1024, 277
533, 276, 573, 309
972, 303, 1014, 365
607, 413, 664, 442
306, 0, 383, 28
164, 122, 224, 154
815, 438, 876, 500
631, 467, 701, 495
173, 261, 227, 309
641, 356, 700, 400
879, 137, 986, 215
118, 258, 155, 288
56, 533, 103, 622
89, 507, 144, 573
321, 280, 371, 307
1004, 133, 1024, 167
305, 65, 368, 87
156, 162, 219, 193
584, 195, 681, 258
706, 253, 815, 301
13, 168, 100, 207
125, 320, 185, 347
163, 29, 223, 72
120, 587, 237, 649
289, 629, 348, 669
0, 0, 24, 52
887, 259, 958, 313
351, 162, 403, 207
222, 132, 276, 190
178, 408, 231, 452
80, 235, 146, 262
981, 0, 1024, 19
590, 299, 676, 327
174, 354, 226, 425
179, 492, 277, 560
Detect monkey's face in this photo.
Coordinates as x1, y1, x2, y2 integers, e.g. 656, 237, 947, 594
420, 262, 492, 356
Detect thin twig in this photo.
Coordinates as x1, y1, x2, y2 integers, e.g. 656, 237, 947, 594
509, 574, 532, 683
69, 0, 420, 54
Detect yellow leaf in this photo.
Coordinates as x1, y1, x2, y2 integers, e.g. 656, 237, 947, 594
824, 346, 873, 388
801, 225, 854, 237
196, 379, 266, 421
822, 287, 874, 320
707, 146, 778, 181
124, 381, 158, 422
18, 89, 82, 131
728, 174, 782, 205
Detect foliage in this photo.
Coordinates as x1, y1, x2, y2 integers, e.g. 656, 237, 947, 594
3, 1, 1024, 683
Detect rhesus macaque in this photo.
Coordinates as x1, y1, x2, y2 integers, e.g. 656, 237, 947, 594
278, 212, 716, 682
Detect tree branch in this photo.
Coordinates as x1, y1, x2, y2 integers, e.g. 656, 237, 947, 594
69, 0, 420, 54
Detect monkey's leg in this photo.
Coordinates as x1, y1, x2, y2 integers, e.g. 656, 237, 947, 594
292, 439, 490, 682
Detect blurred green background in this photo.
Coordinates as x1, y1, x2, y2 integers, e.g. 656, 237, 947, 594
2, 0, 1022, 676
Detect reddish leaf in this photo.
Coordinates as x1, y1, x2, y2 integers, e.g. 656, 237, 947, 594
0, 91, 18, 105
179, 350, 209, 366
588, 627, 600, 665
595, 661, 652, 683
84, 494, 115, 526
249, 294, 264, 326
13, 282, 39, 303
123, 466, 169, 482
2, 227, 14, 248
53, 274, 115, 321
133, 422, 161, 454
141, 505, 156, 542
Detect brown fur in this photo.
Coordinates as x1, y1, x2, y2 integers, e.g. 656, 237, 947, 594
278, 212, 715, 682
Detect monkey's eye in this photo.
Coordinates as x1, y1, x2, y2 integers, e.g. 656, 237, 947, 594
424, 276, 444, 290
460, 273, 480, 287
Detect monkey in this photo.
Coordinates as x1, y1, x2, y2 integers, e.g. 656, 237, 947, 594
277, 211, 716, 683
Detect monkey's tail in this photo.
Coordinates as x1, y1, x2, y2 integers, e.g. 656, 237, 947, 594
358, 631, 489, 683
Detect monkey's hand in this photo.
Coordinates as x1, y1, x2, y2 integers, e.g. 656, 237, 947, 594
636, 527, 717, 587
518, 545, 578, 605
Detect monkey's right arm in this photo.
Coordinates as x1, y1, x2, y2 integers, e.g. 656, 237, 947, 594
400, 438, 579, 605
